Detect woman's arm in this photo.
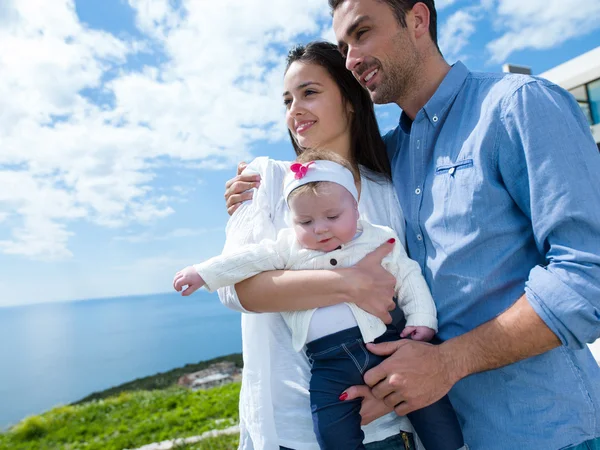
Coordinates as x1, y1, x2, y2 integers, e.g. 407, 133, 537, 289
219, 158, 397, 322
235, 269, 352, 312
235, 242, 398, 324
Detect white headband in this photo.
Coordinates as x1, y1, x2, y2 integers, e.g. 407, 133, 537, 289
283, 160, 359, 205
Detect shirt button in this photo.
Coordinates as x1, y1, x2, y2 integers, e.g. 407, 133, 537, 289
330, 258, 337, 266
417, 234, 423, 241
432, 115, 439, 123
416, 140, 420, 149
449, 167, 456, 176
415, 188, 421, 195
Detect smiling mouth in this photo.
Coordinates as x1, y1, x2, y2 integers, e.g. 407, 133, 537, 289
319, 238, 331, 244
362, 68, 379, 87
296, 121, 316, 134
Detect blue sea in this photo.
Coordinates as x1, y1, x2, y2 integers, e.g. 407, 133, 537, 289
0, 292, 242, 430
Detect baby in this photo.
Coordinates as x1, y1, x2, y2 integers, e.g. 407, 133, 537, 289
173, 150, 463, 450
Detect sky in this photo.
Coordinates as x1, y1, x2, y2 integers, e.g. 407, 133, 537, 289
1, 0, 600, 307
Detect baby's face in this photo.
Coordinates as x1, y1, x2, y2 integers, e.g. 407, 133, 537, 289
289, 182, 359, 252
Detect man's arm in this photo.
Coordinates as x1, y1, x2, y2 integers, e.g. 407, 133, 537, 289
224, 162, 259, 216
353, 80, 600, 417
441, 295, 560, 380
360, 295, 559, 416
341, 293, 560, 419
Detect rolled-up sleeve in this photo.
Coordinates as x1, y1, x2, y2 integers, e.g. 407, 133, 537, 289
217, 157, 282, 314
499, 80, 600, 349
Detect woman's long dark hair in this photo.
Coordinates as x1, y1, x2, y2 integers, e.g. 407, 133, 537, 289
285, 41, 391, 179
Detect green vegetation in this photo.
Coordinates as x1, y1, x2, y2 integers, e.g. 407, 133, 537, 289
74, 353, 243, 404
174, 434, 240, 449
0, 354, 242, 450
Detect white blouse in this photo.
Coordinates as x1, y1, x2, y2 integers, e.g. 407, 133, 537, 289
217, 157, 423, 450
200, 219, 437, 352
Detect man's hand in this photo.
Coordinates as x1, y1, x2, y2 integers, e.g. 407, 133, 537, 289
340, 385, 393, 425
363, 340, 458, 416
173, 266, 206, 296
362, 295, 562, 417
344, 239, 397, 324
224, 161, 261, 216
400, 326, 436, 342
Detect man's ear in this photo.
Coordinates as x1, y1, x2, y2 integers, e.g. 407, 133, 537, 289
410, 2, 431, 41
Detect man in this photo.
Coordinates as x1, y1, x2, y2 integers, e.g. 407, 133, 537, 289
225, 1, 600, 448
330, 0, 600, 449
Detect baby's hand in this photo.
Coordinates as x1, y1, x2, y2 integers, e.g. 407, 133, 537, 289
400, 326, 436, 342
173, 266, 205, 296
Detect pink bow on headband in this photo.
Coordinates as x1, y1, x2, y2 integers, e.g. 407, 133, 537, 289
290, 161, 315, 180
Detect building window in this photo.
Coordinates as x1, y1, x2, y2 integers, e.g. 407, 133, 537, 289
569, 84, 594, 125
587, 78, 600, 125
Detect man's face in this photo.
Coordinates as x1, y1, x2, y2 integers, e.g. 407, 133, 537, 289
333, 0, 419, 105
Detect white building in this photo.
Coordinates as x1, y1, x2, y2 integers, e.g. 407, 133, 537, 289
539, 46, 600, 149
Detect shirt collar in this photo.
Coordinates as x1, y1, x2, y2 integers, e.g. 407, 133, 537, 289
398, 61, 470, 133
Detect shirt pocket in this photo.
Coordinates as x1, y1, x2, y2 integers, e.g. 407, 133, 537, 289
431, 159, 478, 239
435, 159, 474, 176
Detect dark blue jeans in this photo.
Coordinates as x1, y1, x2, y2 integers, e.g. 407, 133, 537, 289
280, 431, 417, 450
305, 326, 464, 450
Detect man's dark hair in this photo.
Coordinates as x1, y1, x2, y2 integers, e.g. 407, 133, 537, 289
328, 0, 439, 51
285, 41, 391, 179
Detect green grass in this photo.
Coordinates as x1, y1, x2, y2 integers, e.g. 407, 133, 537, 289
74, 353, 243, 404
173, 434, 239, 449
0, 382, 241, 450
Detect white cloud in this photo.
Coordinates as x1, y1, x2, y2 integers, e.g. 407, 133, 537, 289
487, 0, 600, 62
112, 254, 191, 272
0, 170, 85, 260
114, 227, 221, 243
436, 0, 459, 9
439, 9, 479, 62
320, 22, 337, 44
0, 0, 331, 261
0, 217, 74, 261
8, 0, 597, 264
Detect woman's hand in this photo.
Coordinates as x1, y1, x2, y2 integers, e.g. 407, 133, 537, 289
173, 266, 206, 296
340, 385, 394, 425
224, 161, 261, 215
343, 240, 397, 324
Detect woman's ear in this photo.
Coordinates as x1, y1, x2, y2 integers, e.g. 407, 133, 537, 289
346, 100, 354, 115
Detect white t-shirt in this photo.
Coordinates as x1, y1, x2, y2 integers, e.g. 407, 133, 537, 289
217, 157, 422, 450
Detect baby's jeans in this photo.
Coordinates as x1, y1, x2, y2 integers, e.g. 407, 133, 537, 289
305, 326, 465, 450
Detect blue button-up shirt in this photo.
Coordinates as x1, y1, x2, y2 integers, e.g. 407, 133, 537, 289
384, 62, 600, 450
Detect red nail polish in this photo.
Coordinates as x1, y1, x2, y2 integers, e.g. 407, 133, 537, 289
387, 238, 395, 244
339, 392, 348, 401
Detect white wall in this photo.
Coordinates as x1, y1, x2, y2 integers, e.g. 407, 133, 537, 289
539, 46, 600, 91
589, 341, 600, 364
591, 123, 600, 144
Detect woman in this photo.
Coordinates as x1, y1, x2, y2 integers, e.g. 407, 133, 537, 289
219, 42, 422, 450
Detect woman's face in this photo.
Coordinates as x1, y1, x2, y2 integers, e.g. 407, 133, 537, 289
283, 61, 353, 154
